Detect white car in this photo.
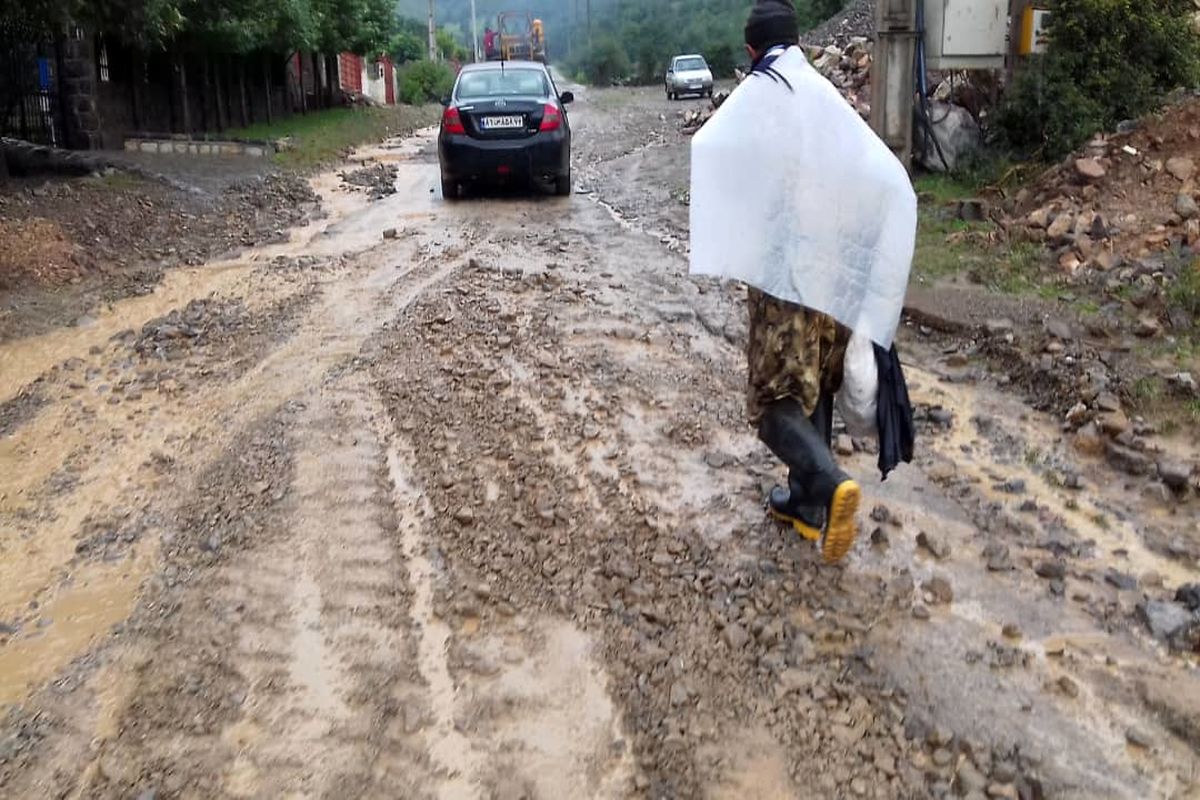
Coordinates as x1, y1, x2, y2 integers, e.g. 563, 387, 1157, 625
665, 54, 714, 100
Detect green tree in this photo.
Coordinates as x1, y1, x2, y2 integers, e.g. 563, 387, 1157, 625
999, 0, 1200, 157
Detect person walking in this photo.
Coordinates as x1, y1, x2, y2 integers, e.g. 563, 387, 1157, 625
689, 0, 918, 564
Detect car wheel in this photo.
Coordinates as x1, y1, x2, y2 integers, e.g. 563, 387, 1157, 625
555, 172, 571, 197
441, 176, 459, 201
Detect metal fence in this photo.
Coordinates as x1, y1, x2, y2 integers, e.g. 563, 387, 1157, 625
0, 21, 65, 146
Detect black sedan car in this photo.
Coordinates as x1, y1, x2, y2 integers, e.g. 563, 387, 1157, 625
438, 61, 573, 199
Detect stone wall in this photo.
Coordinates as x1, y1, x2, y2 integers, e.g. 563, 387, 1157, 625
58, 34, 103, 150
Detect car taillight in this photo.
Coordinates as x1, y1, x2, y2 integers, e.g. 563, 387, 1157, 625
442, 107, 466, 135
539, 103, 561, 132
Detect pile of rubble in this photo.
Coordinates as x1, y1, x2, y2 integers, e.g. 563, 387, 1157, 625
805, 37, 873, 118
339, 163, 398, 200
1005, 97, 1200, 281
801, 0, 875, 48
679, 90, 730, 135
680, 38, 872, 135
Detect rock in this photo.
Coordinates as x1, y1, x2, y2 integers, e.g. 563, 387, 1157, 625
984, 318, 1015, 336
382, 228, 399, 240
932, 747, 955, 767
870, 527, 889, 548
1098, 410, 1130, 437
929, 407, 954, 426
1045, 318, 1074, 341
1095, 392, 1122, 413
1105, 441, 1154, 476
917, 531, 951, 560
1134, 316, 1163, 338
912, 605, 931, 620
1046, 213, 1074, 241
1175, 193, 1199, 220
454, 508, 476, 526
1058, 675, 1080, 698
1035, 560, 1067, 580
1157, 460, 1192, 492
987, 782, 1019, 800
1177, 583, 1200, 611
924, 576, 954, 605
724, 623, 750, 650
1073, 423, 1106, 457
1125, 727, 1153, 749
984, 543, 1012, 572
918, 102, 982, 173
1065, 402, 1089, 426
1139, 600, 1193, 641
1074, 158, 1107, 181
1105, 569, 1139, 591
835, 434, 855, 456
1167, 156, 1196, 181
957, 762, 989, 794
1002, 623, 1022, 640
1165, 371, 1197, 395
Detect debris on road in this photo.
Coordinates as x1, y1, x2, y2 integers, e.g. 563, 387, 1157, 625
340, 163, 398, 200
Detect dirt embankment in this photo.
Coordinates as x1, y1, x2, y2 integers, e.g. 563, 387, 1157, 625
0, 165, 318, 342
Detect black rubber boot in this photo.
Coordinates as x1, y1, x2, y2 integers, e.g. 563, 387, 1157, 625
768, 471, 825, 541
759, 397, 862, 563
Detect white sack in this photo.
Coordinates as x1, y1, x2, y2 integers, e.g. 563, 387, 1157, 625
836, 331, 878, 438
689, 46, 916, 349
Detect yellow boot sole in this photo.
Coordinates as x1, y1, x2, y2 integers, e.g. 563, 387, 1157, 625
769, 508, 822, 542
821, 480, 862, 564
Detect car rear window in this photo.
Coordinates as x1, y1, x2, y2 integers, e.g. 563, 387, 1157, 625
675, 57, 707, 71
456, 69, 548, 100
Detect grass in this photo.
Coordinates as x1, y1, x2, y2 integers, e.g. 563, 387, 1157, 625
912, 208, 1045, 294
1133, 376, 1164, 403
226, 105, 439, 169
911, 158, 1052, 294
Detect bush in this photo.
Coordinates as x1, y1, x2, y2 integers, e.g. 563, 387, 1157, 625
998, 0, 1200, 158
398, 60, 455, 105
574, 36, 633, 86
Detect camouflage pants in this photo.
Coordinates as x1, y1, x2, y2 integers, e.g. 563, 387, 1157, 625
746, 288, 850, 424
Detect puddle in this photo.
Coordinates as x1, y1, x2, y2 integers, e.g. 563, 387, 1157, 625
0, 543, 156, 707
0, 261, 252, 405
907, 366, 1196, 589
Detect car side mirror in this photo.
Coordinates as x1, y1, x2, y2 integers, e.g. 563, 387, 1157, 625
440, 95, 451, 107
560, 91, 574, 105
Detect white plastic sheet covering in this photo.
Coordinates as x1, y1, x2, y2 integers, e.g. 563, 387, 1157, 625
689, 46, 917, 348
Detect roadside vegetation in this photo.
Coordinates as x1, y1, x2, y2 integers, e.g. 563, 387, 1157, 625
997, 0, 1200, 159
227, 105, 439, 168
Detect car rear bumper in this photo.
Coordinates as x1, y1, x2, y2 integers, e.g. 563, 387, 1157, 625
439, 132, 569, 184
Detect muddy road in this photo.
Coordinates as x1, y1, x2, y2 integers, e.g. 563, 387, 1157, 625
2, 87, 1199, 800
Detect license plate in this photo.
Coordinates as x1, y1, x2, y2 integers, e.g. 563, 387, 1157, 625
481, 115, 524, 130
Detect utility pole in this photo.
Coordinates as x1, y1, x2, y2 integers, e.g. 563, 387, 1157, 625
869, 0, 917, 169
428, 0, 438, 62
470, 0, 479, 62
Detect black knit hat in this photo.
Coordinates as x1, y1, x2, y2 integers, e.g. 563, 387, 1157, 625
744, 0, 800, 51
